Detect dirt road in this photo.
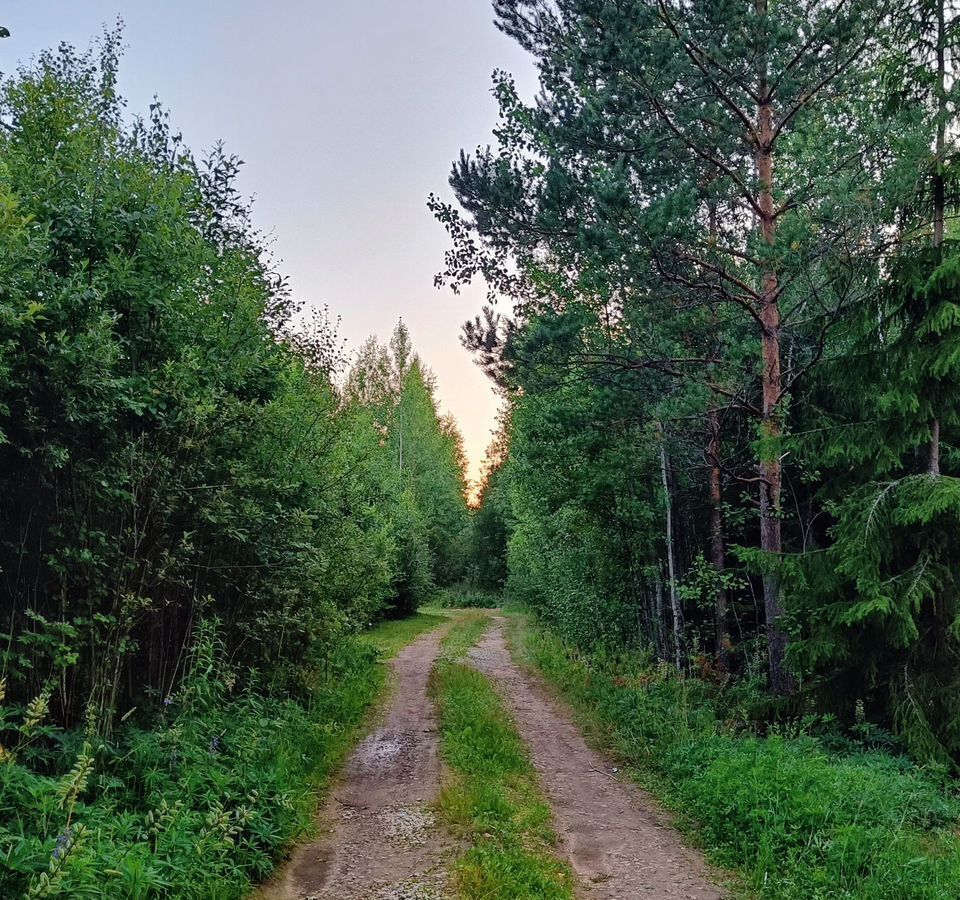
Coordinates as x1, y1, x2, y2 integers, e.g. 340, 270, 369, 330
256, 615, 725, 900
255, 626, 454, 900
467, 619, 726, 900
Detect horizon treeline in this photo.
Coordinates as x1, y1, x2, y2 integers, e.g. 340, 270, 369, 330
442, 0, 960, 767
0, 33, 469, 731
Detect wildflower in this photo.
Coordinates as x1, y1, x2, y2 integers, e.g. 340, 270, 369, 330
208, 736, 221, 754
52, 827, 72, 861
22, 687, 52, 735
56, 744, 94, 812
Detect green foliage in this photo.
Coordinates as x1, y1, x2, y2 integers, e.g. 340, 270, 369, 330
0, 33, 412, 718
0, 30, 468, 703
345, 324, 471, 615
434, 587, 500, 609
432, 617, 574, 899
445, 0, 960, 771
513, 618, 960, 899
0, 31, 469, 898
500, 370, 668, 653
795, 475, 960, 766
358, 608, 449, 659
466, 456, 511, 592
0, 622, 388, 899
787, 238, 960, 765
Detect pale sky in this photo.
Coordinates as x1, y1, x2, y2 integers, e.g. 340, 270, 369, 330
2, 2, 537, 485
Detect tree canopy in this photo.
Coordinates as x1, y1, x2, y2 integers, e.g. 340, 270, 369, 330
439, 0, 960, 766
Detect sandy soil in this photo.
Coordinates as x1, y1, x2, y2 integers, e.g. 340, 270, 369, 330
254, 627, 454, 900
467, 619, 727, 900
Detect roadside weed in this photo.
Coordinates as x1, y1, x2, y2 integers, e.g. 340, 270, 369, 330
510, 617, 960, 900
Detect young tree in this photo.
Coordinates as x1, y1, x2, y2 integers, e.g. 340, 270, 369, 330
344, 322, 471, 609
789, 0, 960, 762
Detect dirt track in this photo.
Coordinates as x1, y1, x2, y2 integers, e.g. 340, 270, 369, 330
256, 615, 726, 900
467, 619, 726, 900
255, 626, 453, 900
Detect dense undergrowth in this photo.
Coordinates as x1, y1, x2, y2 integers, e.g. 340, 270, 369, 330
434, 587, 501, 610
0, 612, 446, 898
431, 614, 574, 899
510, 617, 960, 899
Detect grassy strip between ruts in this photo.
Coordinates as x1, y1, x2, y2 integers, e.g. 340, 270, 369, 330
431, 613, 575, 900
507, 615, 960, 900
439, 609, 496, 660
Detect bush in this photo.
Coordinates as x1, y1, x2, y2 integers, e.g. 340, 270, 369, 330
0, 624, 383, 898
435, 587, 501, 609
513, 620, 960, 899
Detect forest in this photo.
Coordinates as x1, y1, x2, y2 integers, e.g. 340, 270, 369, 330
0, 32, 470, 897
437, 0, 960, 893
3, 2, 960, 898
444, 0, 960, 764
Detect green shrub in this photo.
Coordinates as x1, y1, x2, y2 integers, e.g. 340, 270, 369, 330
0, 624, 384, 899
513, 619, 960, 899
435, 587, 501, 609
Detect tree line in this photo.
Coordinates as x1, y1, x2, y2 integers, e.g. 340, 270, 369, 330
0, 33, 469, 733
439, 0, 960, 767
0, 32, 474, 895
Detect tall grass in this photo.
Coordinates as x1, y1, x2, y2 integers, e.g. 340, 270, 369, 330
434, 586, 501, 609
0, 615, 444, 898
511, 618, 960, 899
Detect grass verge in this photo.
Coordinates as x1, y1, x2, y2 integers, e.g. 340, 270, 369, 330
509, 616, 960, 900
431, 615, 574, 899
0, 612, 446, 899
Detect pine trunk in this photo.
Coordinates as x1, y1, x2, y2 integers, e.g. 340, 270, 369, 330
756, 67, 793, 695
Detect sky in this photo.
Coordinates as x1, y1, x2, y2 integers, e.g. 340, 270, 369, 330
2, 1, 538, 486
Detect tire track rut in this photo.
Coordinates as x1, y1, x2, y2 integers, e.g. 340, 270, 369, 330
255, 626, 454, 900
467, 619, 726, 900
